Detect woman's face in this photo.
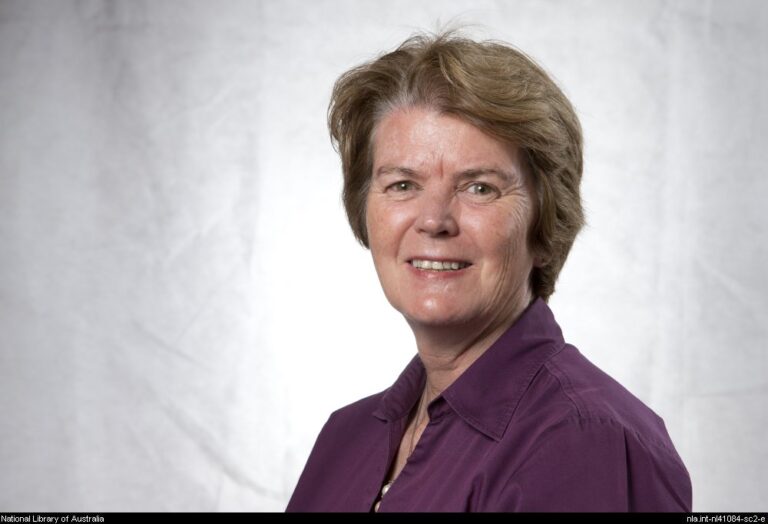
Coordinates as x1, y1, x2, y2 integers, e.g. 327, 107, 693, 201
366, 106, 537, 332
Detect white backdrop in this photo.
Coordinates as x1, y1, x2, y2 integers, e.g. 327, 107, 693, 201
1, 0, 766, 512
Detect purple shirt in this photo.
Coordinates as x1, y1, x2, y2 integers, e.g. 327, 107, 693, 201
286, 299, 692, 512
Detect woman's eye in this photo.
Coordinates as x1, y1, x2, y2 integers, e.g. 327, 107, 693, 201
467, 183, 496, 196
389, 181, 414, 192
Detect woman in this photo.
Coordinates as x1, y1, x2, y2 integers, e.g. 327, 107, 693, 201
286, 32, 692, 512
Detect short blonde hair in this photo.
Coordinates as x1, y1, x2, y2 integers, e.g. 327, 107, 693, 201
328, 31, 584, 300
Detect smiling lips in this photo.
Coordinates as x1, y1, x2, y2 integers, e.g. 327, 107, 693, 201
409, 259, 471, 271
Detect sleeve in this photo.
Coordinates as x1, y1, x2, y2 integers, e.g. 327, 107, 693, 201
489, 418, 692, 512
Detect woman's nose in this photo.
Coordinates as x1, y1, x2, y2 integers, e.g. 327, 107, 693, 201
414, 187, 459, 237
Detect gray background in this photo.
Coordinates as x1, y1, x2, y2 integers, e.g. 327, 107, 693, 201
1, 0, 766, 512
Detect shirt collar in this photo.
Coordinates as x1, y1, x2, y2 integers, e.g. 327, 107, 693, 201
372, 298, 566, 441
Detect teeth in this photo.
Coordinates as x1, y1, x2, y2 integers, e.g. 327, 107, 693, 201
410, 259, 469, 271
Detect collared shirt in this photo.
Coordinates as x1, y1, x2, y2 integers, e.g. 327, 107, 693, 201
286, 298, 692, 512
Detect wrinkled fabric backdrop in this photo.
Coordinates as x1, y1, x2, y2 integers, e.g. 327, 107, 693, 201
0, 0, 766, 512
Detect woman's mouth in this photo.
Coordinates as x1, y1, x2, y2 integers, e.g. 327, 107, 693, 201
409, 259, 471, 271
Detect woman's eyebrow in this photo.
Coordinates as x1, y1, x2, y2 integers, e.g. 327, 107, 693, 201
375, 166, 421, 178
374, 166, 517, 182
456, 168, 515, 182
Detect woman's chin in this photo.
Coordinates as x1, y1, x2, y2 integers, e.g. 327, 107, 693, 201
400, 303, 475, 329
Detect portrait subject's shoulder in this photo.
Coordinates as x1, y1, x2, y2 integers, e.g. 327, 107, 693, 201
495, 343, 692, 511
540, 343, 682, 457
287, 389, 390, 512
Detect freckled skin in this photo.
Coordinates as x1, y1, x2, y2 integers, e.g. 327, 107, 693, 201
366, 107, 537, 342
366, 107, 542, 490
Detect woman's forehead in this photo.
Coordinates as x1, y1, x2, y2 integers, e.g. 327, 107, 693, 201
371, 107, 524, 173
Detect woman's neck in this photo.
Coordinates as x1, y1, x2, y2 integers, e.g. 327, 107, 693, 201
408, 293, 534, 406
411, 321, 510, 404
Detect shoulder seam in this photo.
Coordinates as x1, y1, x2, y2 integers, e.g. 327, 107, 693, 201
543, 356, 587, 419
550, 416, 687, 467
